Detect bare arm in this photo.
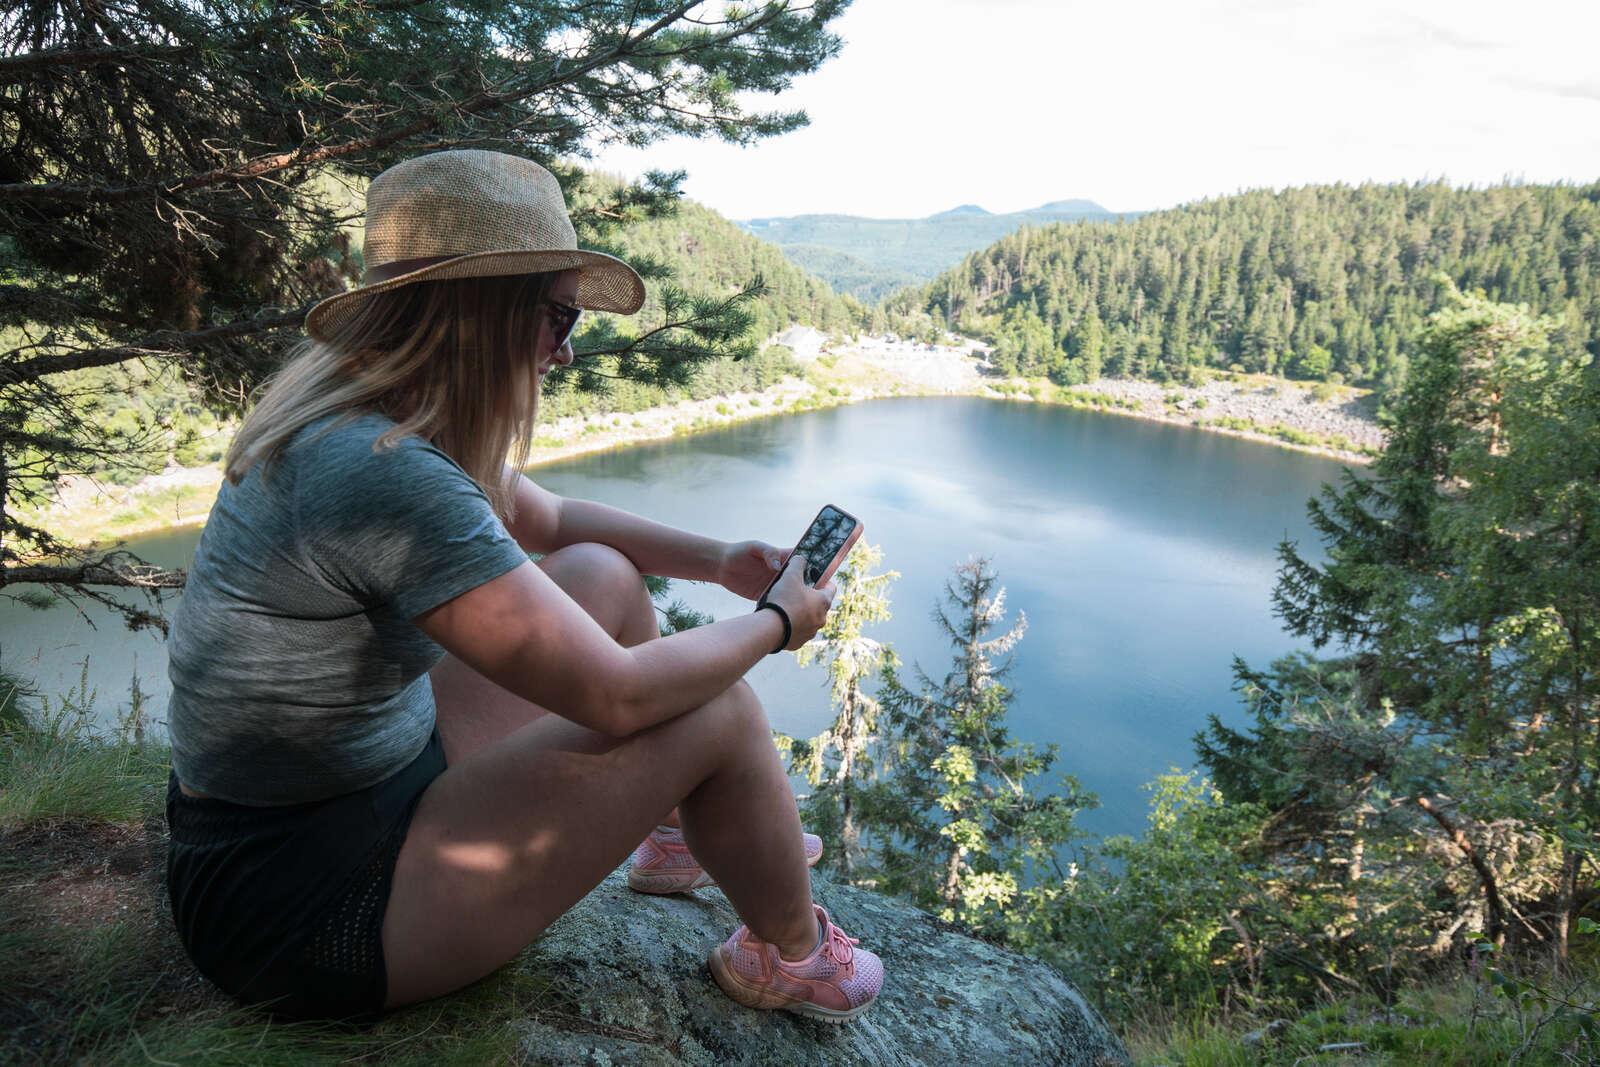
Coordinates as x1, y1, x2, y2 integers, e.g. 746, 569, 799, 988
503, 466, 725, 581
413, 552, 830, 737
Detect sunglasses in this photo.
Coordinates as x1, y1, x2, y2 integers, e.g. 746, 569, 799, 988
545, 300, 582, 354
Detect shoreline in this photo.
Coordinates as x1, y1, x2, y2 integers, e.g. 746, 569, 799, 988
29, 341, 1380, 547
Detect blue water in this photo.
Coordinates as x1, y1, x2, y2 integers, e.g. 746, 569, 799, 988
0, 398, 1348, 837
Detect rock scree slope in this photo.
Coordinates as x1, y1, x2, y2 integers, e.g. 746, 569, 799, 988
514, 865, 1130, 1065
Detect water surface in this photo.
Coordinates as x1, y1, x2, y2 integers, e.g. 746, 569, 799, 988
1, 398, 1347, 837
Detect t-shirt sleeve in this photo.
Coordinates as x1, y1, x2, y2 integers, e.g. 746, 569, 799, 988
294, 424, 532, 620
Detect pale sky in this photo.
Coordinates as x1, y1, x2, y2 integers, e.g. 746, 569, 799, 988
588, 0, 1600, 219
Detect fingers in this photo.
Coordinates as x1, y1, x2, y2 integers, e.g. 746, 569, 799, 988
764, 554, 836, 650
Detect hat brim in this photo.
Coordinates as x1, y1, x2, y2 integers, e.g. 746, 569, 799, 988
304, 248, 645, 342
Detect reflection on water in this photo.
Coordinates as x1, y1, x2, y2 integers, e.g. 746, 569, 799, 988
0, 398, 1348, 836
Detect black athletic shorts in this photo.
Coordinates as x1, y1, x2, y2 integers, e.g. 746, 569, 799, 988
165, 730, 447, 1022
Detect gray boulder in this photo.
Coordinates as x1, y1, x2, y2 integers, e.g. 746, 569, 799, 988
514, 866, 1129, 1066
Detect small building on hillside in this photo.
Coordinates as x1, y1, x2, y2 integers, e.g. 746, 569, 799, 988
772, 324, 826, 362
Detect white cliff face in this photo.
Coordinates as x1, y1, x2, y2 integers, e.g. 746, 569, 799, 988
514, 865, 1130, 1066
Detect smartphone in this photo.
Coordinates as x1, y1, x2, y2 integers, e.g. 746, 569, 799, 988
757, 504, 864, 607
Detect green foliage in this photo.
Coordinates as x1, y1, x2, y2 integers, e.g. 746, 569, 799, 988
859, 558, 1093, 937
787, 543, 899, 875
0, 664, 34, 734
540, 324, 807, 422
1052, 773, 1271, 1016
0, 662, 167, 827
1025, 290, 1600, 1027
1163, 285, 1600, 1020
1, 0, 849, 614
904, 183, 1600, 390
641, 574, 712, 636
613, 189, 868, 339
1133, 967, 1600, 1066
777, 244, 921, 303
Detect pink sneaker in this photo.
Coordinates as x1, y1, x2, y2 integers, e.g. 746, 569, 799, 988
627, 825, 823, 895
709, 904, 883, 1022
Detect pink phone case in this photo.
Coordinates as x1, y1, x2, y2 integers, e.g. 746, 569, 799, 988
758, 505, 864, 605
810, 513, 863, 588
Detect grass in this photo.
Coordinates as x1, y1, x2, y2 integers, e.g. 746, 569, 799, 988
0, 665, 587, 1066
1125, 971, 1600, 1066
3, 662, 1594, 1064
1051, 386, 1141, 412
0, 664, 166, 828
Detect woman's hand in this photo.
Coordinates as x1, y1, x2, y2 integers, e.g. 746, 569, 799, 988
716, 539, 790, 601
763, 553, 836, 650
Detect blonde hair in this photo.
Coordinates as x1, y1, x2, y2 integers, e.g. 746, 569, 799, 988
225, 272, 558, 522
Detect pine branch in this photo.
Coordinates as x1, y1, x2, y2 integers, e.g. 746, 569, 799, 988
0, 1, 713, 205
0, 44, 196, 80
1, 308, 308, 384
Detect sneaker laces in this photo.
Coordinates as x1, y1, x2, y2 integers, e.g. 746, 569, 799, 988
821, 921, 858, 966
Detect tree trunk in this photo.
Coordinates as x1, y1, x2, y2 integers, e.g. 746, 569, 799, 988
1416, 796, 1506, 948
1553, 612, 1589, 965
840, 787, 857, 879
942, 847, 963, 907
838, 686, 859, 876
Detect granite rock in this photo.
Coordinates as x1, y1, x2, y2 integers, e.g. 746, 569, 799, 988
513, 866, 1129, 1066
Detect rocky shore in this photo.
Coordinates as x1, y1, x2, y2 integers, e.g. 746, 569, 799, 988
1059, 374, 1382, 455
29, 338, 1380, 546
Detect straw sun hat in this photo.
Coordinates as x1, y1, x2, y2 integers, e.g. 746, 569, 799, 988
305, 150, 646, 341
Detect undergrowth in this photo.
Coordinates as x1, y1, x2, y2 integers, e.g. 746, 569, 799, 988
1126, 965, 1600, 1065
0, 662, 167, 828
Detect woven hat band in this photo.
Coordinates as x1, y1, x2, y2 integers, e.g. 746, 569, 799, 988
363, 255, 460, 285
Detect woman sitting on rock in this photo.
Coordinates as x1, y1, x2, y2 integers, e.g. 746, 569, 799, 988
163, 149, 884, 1024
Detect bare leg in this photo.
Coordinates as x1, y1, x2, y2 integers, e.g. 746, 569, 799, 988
387, 542, 815, 1007
430, 542, 658, 764
382, 679, 817, 1007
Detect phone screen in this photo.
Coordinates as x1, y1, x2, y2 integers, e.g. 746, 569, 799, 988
793, 506, 858, 585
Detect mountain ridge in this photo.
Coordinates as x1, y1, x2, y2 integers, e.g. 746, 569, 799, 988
737, 197, 1123, 301
742, 197, 1115, 227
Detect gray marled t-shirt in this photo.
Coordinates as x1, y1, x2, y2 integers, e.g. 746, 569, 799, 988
167, 411, 531, 805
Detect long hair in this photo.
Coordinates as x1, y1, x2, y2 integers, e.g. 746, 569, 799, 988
224, 272, 557, 522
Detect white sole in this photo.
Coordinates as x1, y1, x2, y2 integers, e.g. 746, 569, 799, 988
707, 946, 876, 1023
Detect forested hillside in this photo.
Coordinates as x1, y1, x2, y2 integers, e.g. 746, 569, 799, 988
902, 182, 1600, 391
25, 173, 865, 483
611, 186, 867, 339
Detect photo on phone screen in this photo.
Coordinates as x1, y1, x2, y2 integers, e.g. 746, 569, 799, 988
793, 505, 858, 585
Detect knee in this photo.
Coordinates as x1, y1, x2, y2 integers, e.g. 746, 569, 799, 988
713, 679, 771, 744
548, 541, 641, 585
542, 542, 649, 605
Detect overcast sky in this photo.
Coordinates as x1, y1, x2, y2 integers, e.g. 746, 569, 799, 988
587, 0, 1600, 220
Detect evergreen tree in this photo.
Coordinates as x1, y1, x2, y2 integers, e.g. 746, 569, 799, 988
0, 0, 847, 623
1264, 285, 1598, 962
895, 183, 1600, 393
787, 542, 898, 877
1067, 305, 1105, 383
863, 558, 1088, 933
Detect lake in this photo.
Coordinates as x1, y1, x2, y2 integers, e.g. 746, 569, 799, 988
0, 398, 1349, 837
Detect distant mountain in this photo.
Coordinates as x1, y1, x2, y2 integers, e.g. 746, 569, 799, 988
1031, 199, 1106, 215
739, 200, 1126, 302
